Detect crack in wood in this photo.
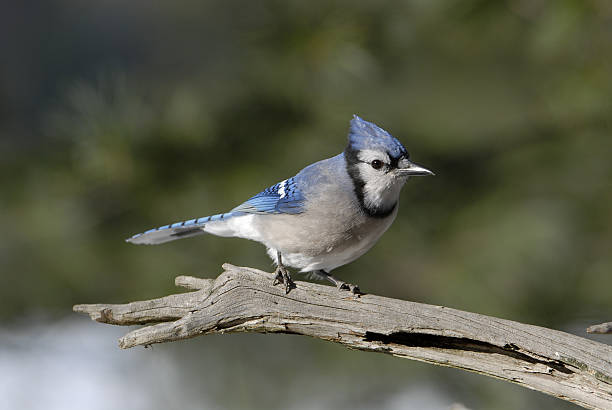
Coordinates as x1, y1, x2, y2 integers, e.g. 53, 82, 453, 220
363, 331, 574, 375
74, 266, 612, 410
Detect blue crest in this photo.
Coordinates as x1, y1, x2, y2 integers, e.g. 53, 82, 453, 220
348, 115, 408, 159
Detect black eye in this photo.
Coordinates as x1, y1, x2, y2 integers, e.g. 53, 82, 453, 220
370, 160, 383, 170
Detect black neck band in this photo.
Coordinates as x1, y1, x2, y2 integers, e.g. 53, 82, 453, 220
344, 147, 397, 218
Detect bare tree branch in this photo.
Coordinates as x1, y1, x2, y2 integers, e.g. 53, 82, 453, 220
588, 322, 612, 335
74, 264, 612, 410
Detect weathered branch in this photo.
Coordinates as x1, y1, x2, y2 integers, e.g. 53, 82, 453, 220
588, 322, 612, 335
74, 264, 612, 410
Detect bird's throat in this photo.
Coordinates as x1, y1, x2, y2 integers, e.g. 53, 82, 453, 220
344, 148, 397, 218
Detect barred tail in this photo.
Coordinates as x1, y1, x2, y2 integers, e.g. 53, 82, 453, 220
126, 212, 235, 245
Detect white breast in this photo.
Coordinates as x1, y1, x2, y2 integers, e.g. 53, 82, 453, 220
265, 206, 398, 272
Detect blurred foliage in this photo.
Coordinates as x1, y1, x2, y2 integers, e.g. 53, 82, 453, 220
2, 0, 612, 323
1, 1, 611, 408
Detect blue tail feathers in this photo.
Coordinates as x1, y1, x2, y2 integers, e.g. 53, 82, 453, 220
127, 212, 235, 245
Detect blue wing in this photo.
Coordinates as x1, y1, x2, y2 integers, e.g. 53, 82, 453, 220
127, 177, 304, 245
232, 177, 305, 215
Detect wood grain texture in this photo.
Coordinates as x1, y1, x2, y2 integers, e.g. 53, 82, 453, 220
74, 264, 612, 410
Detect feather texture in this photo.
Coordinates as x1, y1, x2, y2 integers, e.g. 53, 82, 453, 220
125, 115, 431, 277
126, 213, 234, 244
127, 177, 305, 245
232, 177, 305, 215
348, 115, 408, 160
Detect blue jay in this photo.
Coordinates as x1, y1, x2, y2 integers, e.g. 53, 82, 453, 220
127, 115, 433, 294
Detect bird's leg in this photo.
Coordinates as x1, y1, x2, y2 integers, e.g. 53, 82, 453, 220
272, 251, 295, 294
314, 270, 362, 295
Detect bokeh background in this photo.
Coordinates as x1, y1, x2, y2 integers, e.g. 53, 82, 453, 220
1, 1, 611, 409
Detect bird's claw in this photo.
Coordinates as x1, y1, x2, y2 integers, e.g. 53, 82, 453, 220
272, 266, 296, 294
337, 282, 362, 295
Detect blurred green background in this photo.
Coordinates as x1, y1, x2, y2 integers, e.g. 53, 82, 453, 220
1, 1, 611, 409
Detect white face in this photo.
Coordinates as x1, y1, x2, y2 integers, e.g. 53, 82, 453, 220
355, 149, 409, 212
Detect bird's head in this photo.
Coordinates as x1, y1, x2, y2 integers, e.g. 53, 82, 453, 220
344, 115, 433, 217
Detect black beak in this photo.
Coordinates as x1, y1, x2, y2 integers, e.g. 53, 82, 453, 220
397, 160, 434, 176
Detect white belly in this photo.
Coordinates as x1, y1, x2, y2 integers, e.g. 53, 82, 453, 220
266, 235, 378, 272
265, 209, 397, 272
204, 207, 398, 273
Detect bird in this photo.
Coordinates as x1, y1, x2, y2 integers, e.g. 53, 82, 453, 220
127, 115, 433, 294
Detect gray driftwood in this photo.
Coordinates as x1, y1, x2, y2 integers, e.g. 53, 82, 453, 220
588, 322, 612, 335
74, 264, 612, 410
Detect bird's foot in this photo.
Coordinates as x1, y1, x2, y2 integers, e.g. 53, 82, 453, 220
336, 282, 362, 295
272, 265, 296, 294
315, 270, 363, 296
